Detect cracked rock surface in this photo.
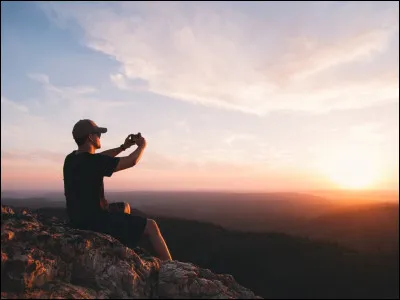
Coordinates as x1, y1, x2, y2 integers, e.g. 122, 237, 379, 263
1, 206, 261, 299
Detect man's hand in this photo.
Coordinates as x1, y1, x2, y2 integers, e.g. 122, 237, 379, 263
123, 135, 136, 149
136, 136, 147, 148
114, 136, 147, 172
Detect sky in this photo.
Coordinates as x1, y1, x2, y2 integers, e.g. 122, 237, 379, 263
1, 1, 399, 193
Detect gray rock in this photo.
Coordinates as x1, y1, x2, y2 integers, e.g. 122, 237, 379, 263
1, 206, 262, 299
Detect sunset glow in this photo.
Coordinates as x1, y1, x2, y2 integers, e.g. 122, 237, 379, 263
321, 147, 381, 189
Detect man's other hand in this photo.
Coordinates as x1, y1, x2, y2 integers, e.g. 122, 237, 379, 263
123, 135, 136, 149
136, 136, 147, 148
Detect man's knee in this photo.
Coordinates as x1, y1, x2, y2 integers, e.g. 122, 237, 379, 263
144, 219, 160, 236
124, 202, 131, 214
108, 201, 130, 214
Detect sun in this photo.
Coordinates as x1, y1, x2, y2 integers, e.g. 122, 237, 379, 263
321, 147, 380, 189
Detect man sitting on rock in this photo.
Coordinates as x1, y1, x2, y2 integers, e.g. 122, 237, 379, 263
63, 119, 172, 261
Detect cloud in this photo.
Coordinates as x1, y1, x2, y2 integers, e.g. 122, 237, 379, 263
27, 72, 129, 118
110, 73, 129, 90
2, 73, 132, 152
1, 95, 50, 149
348, 122, 387, 143
41, 1, 399, 115
1, 96, 29, 113
224, 133, 256, 146
27, 73, 50, 84
174, 119, 191, 134
1, 150, 65, 164
29, 72, 97, 99
110, 73, 149, 91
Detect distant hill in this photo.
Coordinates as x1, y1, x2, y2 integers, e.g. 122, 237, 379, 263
101, 192, 399, 255
2, 193, 398, 254
293, 203, 399, 254
1, 197, 64, 209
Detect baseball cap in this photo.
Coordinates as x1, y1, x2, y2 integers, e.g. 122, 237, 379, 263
72, 119, 107, 139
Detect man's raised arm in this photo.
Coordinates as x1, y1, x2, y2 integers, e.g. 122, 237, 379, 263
114, 138, 147, 172
100, 134, 136, 157
100, 147, 124, 157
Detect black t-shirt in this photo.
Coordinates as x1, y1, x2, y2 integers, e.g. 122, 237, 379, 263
63, 151, 120, 224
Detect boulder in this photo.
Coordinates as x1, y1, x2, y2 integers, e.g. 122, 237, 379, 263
1, 205, 261, 299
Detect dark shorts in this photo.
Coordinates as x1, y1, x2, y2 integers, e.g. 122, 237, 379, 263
73, 211, 147, 248
102, 212, 147, 248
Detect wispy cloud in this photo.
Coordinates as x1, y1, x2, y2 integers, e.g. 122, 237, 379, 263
2, 74, 131, 152
1, 96, 29, 113
110, 73, 130, 90
110, 73, 149, 91
1, 150, 65, 164
27, 72, 129, 118
224, 133, 256, 147
27, 73, 50, 84
41, 1, 399, 115
1, 95, 49, 149
348, 122, 387, 143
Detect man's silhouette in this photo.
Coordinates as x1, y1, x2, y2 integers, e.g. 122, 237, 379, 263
63, 119, 172, 261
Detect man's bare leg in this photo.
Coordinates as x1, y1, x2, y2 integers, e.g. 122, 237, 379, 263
144, 219, 172, 261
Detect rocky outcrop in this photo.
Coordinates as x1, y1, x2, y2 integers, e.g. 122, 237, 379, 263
1, 206, 261, 299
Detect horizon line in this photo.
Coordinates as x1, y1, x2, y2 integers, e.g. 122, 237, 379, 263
2, 188, 399, 194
